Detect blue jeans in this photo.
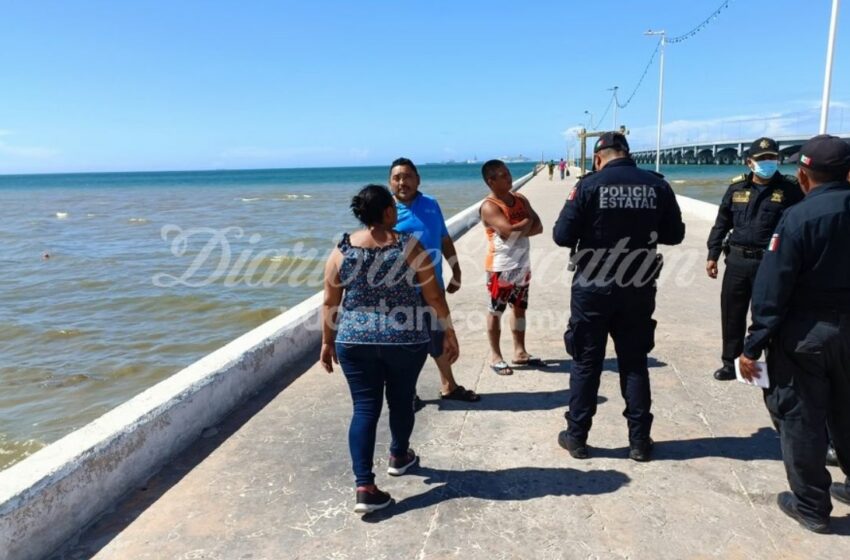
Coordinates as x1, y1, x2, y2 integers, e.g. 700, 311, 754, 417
336, 342, 428, 486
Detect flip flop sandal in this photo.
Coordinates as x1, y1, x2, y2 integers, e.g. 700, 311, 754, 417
440, 385, 481, 402
512, 356, 548, 367
490, 361, 513, 375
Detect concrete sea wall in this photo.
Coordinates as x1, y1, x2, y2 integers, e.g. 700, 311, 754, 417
0, 168, 538, 560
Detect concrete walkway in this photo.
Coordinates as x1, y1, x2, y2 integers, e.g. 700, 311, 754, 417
57, 171, 849, 559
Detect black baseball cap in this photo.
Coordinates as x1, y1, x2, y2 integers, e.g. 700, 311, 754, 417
593, 131, 629, 154
798, 135, 850, 173
748, 137, 779, 158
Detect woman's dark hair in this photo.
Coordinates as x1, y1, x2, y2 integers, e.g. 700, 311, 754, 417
350, 184, 394, 226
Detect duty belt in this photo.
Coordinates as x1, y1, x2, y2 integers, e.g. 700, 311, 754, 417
728, 244, 764, 260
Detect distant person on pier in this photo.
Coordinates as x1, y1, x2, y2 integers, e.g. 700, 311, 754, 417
547, 159, 555, 180
558, 158, 566, 180
705, 137, 803, 381
388, 157, 480, 405
739, 135, 850, 534
320, 184, 459, 514
480, 160, 546, 376
552, 131, 685, 462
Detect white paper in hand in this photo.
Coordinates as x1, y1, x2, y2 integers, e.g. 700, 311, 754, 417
734, 358, 769, 389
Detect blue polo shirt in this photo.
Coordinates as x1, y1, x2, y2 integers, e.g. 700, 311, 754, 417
395, 192, 449, 289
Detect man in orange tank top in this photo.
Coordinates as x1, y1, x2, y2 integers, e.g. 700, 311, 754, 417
479, 160, 545, 376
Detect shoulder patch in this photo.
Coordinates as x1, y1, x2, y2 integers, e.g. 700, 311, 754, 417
730, 173, 747, 184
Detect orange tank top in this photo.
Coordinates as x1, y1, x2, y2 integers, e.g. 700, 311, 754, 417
482, 193, 531, 272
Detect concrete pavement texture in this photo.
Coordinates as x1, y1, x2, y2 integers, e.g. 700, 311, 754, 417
54, 170, 849, 559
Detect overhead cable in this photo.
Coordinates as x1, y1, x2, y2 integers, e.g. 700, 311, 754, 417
668, 0, 734, 44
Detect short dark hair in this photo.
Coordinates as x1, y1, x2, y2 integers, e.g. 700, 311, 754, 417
481, 159, 506, 180
390, 157, 419, 177
801, 166, 849, 184
350, 184, 394, 226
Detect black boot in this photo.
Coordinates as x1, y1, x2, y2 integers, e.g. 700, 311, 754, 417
776, 492, 830, 534
713, 366, 735, 381
830, 481, 850, 506
558, 431, 588, 459
826, 444, 839, 467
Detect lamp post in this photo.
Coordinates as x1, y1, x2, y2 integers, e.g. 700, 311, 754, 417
584, 110, 595, 129
819, 0, 841, 133
608, 86, 619, 130
645, 30, 666, 173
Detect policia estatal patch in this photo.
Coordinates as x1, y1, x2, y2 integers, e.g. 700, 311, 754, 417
732, 191, 751, 204
598, 185, 657, 209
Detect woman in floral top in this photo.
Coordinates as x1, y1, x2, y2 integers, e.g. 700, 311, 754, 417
320, 184, 459, 514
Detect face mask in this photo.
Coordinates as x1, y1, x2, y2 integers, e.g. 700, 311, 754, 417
752, 160, 778, 179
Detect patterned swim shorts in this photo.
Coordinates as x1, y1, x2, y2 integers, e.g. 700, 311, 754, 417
486, 268, 531, 313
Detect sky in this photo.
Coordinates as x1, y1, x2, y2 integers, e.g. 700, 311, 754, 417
0, 0, 848, 174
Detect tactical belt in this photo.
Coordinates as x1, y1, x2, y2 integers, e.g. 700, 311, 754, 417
728, 244, 764, 260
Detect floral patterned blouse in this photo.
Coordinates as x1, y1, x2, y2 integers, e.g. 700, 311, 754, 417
335, 232, 430, 345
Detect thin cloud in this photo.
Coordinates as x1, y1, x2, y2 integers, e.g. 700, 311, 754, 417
0, 132, 58, 159
626, 104, 850, 151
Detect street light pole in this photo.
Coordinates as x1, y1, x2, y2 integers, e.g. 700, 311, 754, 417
819, 0, 841, 133
584, 109, 594, 129
645, 30, 666, 173
608, 86, 619, 130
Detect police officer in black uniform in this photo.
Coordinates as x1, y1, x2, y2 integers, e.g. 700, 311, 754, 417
739, 135, 850, 534
552, 132, 685, 461
706, 137, 804, 381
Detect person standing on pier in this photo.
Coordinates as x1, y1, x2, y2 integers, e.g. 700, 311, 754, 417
739, 135, 850, 534
706, 137, 803, 381
480, 159, 546, 376
552, 131, 685, 461
388, 157, 480, 404
558, 158, 567, 180
320, 184, 459, 514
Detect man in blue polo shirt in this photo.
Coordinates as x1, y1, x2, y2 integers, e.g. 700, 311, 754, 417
389, 157, 480, 404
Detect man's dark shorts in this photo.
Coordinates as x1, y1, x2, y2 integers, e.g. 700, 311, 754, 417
421, 295, 445, 358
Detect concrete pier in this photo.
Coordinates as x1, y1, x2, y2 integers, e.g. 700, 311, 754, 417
55, 170, 849, 559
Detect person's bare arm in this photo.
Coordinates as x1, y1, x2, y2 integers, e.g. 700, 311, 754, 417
523, 199, 544, 237
405, 240, 459, 363
480, 200, 533, 239
319, 248, 343, 372
441, 235, 462, 293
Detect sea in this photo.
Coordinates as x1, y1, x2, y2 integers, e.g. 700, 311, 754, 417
0, 161, 796, 469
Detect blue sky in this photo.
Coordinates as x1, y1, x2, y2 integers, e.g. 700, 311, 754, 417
0, 0, 848, 173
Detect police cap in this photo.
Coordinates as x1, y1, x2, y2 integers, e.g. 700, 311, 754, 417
798, 134, 850, 173
748, 137, 779, 158
594, 132, 629, 154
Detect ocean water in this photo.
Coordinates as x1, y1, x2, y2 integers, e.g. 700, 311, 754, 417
0, 163, 536, 469
0, 161, 795, 469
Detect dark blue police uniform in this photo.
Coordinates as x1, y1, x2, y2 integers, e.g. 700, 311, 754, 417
553, 133, 685, 459
743, 135, 850, 531
707, 138, 803, 379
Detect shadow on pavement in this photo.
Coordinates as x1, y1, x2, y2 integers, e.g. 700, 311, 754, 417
533, 357, 667, 375
587, 427, 782, 462
362, 465, 631, 522
429, 389, 606, 412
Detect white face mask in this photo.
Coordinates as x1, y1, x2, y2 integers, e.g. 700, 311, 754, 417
751, 160, 778, 179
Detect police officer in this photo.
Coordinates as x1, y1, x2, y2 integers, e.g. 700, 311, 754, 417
706, 137, 804, 381
553, 132, 685, 461
739, 135, 850, 534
